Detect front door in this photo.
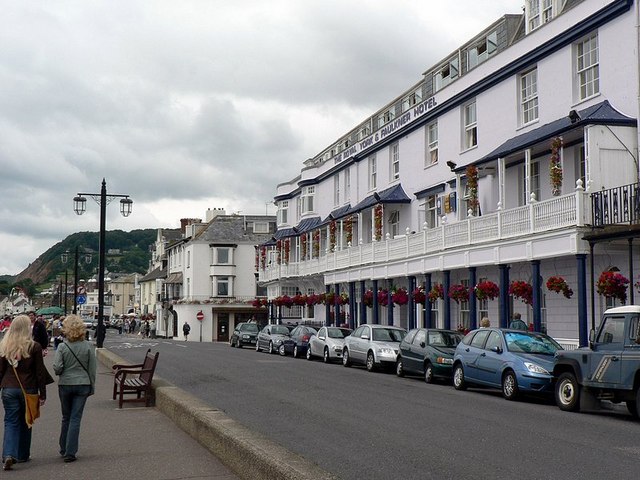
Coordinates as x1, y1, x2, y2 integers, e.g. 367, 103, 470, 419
217, 313, 229, 342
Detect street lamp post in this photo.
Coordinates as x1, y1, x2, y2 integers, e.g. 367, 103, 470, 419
73, 178, 132, 348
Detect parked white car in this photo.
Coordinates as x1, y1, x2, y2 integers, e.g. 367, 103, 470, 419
307, 326, 352, 363
343, 324, 407, 372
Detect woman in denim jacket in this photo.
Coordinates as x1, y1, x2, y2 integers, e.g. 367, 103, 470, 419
53, 315, 96, 463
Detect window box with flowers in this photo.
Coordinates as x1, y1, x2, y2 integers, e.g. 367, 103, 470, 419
509, 281, 533, 305
448, 284, 469, 304
428, 283, 444, 303
329, 220, 337, 251
412, 286, 426, 305
466, 165, 479, 216
373, 204, 383, 241
392, 287, 409, 306
474, 280, 499, 301
292, 294, 307, 306
549, 136, 563, 196
597, 271, 629, 303
344, 216, 354, 245
546, 276, 573, 298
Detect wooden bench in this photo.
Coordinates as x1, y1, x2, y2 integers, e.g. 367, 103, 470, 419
112, 349, 159, 408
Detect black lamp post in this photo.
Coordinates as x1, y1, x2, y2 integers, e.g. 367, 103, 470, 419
73, 179, 132, 348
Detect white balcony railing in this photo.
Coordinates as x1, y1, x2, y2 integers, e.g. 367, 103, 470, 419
259, 189, 589, 283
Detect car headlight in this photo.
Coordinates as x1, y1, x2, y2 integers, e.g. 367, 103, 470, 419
436, 356, 453, 365
524, 362, 549, 375
242, 334, 250, 339
377, 347, 394, 355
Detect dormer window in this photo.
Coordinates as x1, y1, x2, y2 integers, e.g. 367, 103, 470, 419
358, 125, 371, 140
527, 0, 554, 33
466, 31, 498, 70
402, 89, 423, 112
378, 108, 395, 127
434, 56, 459, 92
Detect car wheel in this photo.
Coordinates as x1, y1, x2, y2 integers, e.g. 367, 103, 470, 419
555, 372, 581, 412
229, 338, 235, 347
293, 345, 299, 358
342, 348, 351, 367
424, 362, 434, 384
268, 341, 274, 354
453, 364, 467, 391
323, 347, 330, 364
278, 344, 285, 356
237, 342, 243, 349
306, 346, 313, 360
395, 358, 404, 377
366, 351, 376, 372
502, 370, 519, 401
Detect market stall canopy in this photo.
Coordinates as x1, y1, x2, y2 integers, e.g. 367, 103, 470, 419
36, 306, 64, 315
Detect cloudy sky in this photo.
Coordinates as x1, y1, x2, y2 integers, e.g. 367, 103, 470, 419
0, 0, 520, 276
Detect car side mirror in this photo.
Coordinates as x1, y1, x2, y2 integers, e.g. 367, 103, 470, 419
318, 336, 325, 340
420, 342, 426, 348
361, 334, 370, 340
589, 329, 596, 348
490, 346, 502, 354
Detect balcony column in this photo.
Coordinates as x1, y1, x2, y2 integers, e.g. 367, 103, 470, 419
359, 280, 367, 327
325, 284, 331, 326
387, 279, 394, 326
531, 260, 541, 332
499, 264, 510, 328
424, 273, 432, 329
469, 266, 477, 330
348, 281, 356, 330
443, 270, 451, 330
589, 241, 596, 331
577, 254, 588, 347
407, 275, 416, 330
372, 279, 379, 324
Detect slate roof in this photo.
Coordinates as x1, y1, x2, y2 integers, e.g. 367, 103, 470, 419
194, 215, 276, 244
140, 267, 165, 282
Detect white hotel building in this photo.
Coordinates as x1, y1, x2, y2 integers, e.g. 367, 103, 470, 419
258, 0, 640, 347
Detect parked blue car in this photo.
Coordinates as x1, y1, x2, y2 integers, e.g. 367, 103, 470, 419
452, 328, 562, 400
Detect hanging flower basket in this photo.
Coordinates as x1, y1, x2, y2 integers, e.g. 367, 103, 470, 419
260, 246, 267, 269
363, 289, 374, 308
546, 276, 573, 299
392, 287, 409, 306
275, 240, 282, 265
374, 205, 383, 241
312, 230, 320, 258
412, 286, 426, 305
345, 216, 354, 245
597, 271, 629, 302
377, 289, 389, 307
324, 291, 336, 305
329, 221, 337, 250
428, 283, 444, 303
301, 234, 308, 259
509, 281, 533, 305
474, 280, 499, 301
292, 294, 307, 306
456, 324, 470, 335
448, 284, 469, 304
306, 294, 320, 306
339, 292, 349, 305
549, 136, 563, 196
252, 298, 267, 309
283, 238, 290, 265
466, 165, 479, 216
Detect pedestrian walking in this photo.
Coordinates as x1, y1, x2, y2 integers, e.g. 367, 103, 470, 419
183, 322, 191, 341
29, 311, 49, 356
480, 317, 491, 328
0, 315, 53, 471
53, 314, 96, 463
509, 312, 528, 330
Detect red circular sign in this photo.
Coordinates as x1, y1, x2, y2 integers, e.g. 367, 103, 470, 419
196, 311, 204, 322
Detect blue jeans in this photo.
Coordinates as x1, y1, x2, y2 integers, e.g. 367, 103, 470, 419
58, 385, 91, 457
2, 387, 33, 462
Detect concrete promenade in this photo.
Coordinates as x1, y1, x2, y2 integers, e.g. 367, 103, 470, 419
0, 350, 238, 479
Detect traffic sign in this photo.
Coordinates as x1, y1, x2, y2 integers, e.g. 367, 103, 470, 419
77, 295, 87, 305
77, 285, 87, 295
196, 310, 204, 322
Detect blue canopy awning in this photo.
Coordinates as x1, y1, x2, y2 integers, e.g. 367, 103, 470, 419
478, 100, 636, 165
295, 216, 322, 233
273, 228, 296, 240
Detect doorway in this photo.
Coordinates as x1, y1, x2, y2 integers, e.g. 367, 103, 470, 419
217, 313, 229, 342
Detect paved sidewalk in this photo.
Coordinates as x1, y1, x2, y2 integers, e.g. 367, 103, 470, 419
0, 350, 238, 479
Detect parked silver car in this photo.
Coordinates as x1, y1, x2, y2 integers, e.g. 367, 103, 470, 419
307, 326, 352, 363
256, 324, 291, 354
343, 324, 407, 371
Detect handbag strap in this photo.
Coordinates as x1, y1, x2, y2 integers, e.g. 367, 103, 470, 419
11, 363, 29, 398
65, 342, 93, 388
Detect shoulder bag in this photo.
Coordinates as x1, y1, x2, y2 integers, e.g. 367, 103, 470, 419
11, 364, 40, 428
65, 342, 95, 396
